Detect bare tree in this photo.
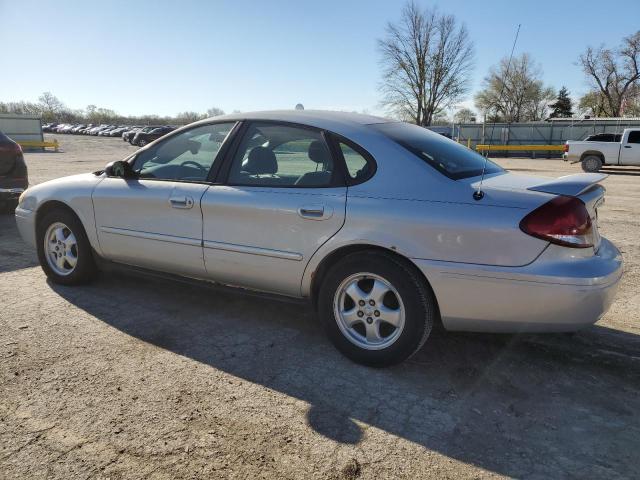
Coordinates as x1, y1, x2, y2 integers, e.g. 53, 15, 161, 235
206, 107, 225, 117
38, 92, 66, 122
175, 111, 207, 124
453, 107, 476, 123
1, 93, 238, 126
475, 53, 555, 122
378, 1, 474, 126
578, 31, 640, 117
0, 101, 41, 116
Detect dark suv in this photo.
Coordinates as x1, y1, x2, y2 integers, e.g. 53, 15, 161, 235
124, 126, 156, 144
132, 126, 175, 147
0, 131, 28, 213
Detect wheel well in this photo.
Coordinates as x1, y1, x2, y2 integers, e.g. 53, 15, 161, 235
580, 151, 606, 164
309, 244, 441, 324
35, 200, 79, 229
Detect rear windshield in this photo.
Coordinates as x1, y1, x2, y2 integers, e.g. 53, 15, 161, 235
372, 122, 503, 180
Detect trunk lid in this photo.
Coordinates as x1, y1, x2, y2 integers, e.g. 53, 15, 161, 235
470, 172, 607, 250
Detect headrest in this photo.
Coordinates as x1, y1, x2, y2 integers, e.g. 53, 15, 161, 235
308, 140, 331, 165
245, 147, 277, 174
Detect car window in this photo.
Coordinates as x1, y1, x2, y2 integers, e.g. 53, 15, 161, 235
228, 123, 336, 187
372, 122, 503, 180
132, 123, 235, 182
585, 133, 622, 142
627, 131, 640, 144
338, 141, 372, 182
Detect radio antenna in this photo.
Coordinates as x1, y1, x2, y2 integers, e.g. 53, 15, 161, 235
474, 23, 521, 201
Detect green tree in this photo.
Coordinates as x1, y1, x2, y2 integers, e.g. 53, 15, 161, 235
549, 86, 573, 118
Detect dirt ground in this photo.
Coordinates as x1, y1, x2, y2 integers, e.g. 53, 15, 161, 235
1, 134, 639, 479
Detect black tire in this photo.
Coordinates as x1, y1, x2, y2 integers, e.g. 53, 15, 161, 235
581, 155, 603, 172
36, 207, 97, 285
318, 251, 435, 367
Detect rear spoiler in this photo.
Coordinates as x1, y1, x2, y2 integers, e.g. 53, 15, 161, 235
527, 173, 608, 197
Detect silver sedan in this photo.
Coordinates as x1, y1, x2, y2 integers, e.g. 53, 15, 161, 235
15, 111, 623, 366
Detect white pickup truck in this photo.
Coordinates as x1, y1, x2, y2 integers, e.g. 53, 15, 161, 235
564, 128, 640, 172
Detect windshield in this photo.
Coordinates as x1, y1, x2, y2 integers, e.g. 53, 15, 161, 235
372, 122, 503, 180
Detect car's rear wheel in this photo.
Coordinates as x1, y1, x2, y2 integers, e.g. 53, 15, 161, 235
318, 251, 435, 367
36, 208, 97, 285
581, 155, 603, 172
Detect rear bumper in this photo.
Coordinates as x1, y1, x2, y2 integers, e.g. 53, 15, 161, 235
563, 153, 581, 164
0, 187, 25, 201
413, 237, 623, 333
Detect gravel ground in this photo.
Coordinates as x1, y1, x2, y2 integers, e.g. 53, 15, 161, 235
1, 134, 639, 479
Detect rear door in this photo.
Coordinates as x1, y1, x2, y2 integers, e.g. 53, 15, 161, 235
92, 122, 236, 277
619, 130, 640, 165
200, 121, 347, 296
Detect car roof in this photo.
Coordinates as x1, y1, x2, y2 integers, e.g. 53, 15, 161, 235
200, 110, 396, 132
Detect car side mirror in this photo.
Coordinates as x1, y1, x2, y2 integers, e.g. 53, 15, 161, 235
105, 160, 136, 178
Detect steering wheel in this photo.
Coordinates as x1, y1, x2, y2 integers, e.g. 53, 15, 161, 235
179, 160, 208, 173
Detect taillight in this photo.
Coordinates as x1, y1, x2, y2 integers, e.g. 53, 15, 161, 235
15, 143, 23, 154
520, 196, 593, 248
563, 144, 569, 153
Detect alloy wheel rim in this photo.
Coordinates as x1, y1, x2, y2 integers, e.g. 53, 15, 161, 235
44, 222, 78, 276
333, 273, 405, 350
586, 158, 599, 171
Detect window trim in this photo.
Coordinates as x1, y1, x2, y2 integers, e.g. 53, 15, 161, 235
325, 132, 377, 186
219, 120, 347, 189
112, 120, 241, 185
626, 130, 640, 144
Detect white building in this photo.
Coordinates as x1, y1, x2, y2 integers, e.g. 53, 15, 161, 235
0, 114, 43, 142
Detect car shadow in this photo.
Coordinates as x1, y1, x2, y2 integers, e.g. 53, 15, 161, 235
0, 214, 39, 273
601, 167, 640, 176
47, 268, 640, 478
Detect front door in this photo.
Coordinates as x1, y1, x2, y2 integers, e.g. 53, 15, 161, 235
619, 130, 640, 166
200, 122, 347, 296
93, 122, 237, 277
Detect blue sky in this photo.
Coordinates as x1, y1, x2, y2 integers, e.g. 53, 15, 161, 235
2, 0, 639, 117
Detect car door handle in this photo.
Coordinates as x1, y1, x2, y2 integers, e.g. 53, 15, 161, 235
169, 196, 194, 209
298, 205, 332, 220
624, 145, 632, 148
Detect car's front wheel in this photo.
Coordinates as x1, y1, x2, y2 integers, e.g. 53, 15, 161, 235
36, 208, 97, 285
318, 251, 435, 367
138, 139, 147, 147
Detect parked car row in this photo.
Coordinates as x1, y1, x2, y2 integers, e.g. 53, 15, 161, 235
41, 123, 177, 146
